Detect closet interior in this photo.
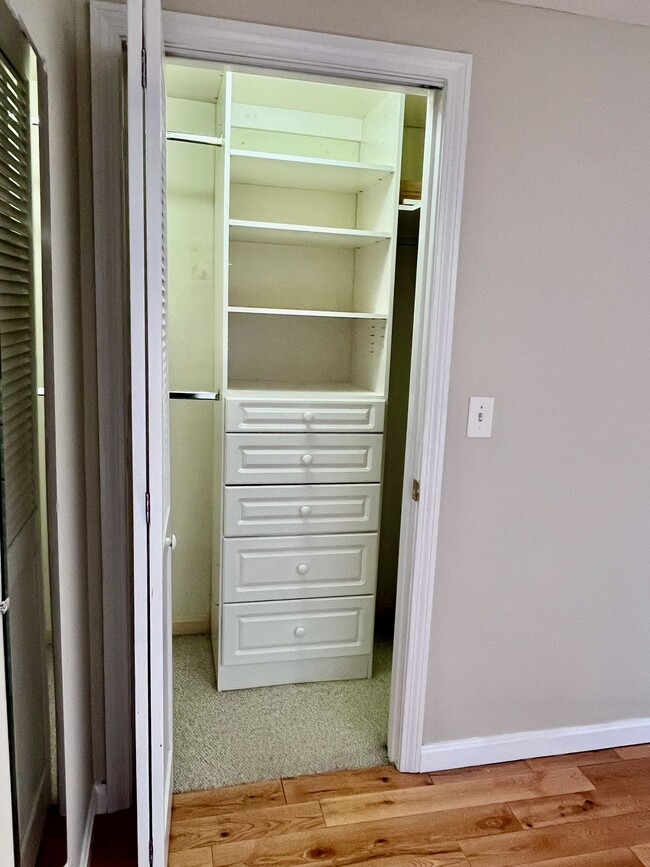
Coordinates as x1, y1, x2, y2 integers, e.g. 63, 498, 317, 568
166, 60, 429, 786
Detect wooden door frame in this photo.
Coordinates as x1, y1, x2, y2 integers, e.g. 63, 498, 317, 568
90, 0, 472, 796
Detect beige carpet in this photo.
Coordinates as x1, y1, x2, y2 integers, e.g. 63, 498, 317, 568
172, 634, 392, 792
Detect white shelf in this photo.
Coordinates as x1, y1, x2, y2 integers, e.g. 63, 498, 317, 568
228, 380, 382, 400
228, 306, 388, 320
229, 220, 391, 248
230, 150, 394, 193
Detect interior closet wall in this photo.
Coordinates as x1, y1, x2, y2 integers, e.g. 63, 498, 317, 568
167, 68, 222, 635
375, 96, 425, 630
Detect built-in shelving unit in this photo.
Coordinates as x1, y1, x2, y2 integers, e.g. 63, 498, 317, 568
221, 70, 406, 689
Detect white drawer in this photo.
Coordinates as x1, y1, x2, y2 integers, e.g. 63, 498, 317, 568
222, 533, 379, 602
221, 596, 374, 666
225, 397, 385, 433
223, 484, 381, 537
225, 433, 383, 486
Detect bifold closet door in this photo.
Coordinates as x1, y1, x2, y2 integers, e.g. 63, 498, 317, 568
0, 11, 51, 864
127, 0, 174, 865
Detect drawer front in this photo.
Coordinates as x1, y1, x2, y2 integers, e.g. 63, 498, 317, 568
222, 533, 379, 602
223, 484, 381, 537
221, 596, 374, 665
226, 397, 385, 433
225, 433, 383, 485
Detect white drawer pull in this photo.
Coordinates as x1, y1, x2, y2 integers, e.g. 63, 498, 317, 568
303, 411, 315, 423
165, 534, 177, 550
299, 505, 312, 517
301, 453, 313, 465
296, 563, 309, 575
294, 626, 307, 638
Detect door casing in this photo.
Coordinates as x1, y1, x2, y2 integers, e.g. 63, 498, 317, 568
89, 0, 472, 810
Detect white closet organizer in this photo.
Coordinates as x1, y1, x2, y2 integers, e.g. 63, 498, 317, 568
206, 71, 405, 690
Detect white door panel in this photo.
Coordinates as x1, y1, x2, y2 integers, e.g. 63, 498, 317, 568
128, 0, 173, 864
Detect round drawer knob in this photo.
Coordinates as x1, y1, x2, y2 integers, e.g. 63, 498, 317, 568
301, 453, 313, 466
297, 563, 309, 575
294, 626, 307, 638
303, 412, 315, 423
299, 505, 311, 517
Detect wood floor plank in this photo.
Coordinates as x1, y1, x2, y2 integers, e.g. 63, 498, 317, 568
169, 802, 323, 851
514, 848, 644, 866
615, 745, 650, 760
526, 750, 621, 770
342, 854, 469, 866
282, 765, 432, 804
509, 787, 650, 830
210, 803, 521, 867
167, 848, 213, 867
171, 780, 285, 821
580, 758, 650, 791
460, 811, 650, 866
631, 844, 650, 866
429, 762, 531, 786
320, 768, 594, 827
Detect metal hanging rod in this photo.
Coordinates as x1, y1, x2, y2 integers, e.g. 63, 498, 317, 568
169, 390, 220, 401
166, 131, 223, 147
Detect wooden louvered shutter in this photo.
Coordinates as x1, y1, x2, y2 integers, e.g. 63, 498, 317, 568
0, 49, 36, 548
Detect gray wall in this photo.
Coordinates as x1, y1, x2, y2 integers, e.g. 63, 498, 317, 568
155, 0, 650, 745
7, 0, 95, 859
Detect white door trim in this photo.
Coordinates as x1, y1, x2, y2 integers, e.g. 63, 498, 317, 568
90, 0, 472, 783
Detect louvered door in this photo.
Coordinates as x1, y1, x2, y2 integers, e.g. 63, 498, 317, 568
127, 0, 174, 865
0, 22, 49, 866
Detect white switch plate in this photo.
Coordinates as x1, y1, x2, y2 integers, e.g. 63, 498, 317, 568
467, 396, 494, 438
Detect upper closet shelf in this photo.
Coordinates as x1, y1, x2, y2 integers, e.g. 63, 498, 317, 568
229, 220, 391, 248
230, 150, 395, 193
228, 306, 389, 320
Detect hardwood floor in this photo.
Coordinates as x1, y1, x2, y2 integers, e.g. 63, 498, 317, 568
168, 745, 650, 866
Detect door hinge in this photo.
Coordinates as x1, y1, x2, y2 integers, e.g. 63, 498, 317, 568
412, 479, 420, 502
0, 597, 9, 615
149, 839, 153, 866
141, 47, 147, 89
145, 492, 151, 525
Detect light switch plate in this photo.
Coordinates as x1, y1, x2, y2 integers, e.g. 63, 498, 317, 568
467, 396, 494, 438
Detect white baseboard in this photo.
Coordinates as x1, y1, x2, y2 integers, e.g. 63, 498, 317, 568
173, 616, 210, 636
79, 784, 99, 867
420, 716, 650, 772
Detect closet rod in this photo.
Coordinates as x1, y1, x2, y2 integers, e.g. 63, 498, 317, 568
166, 131, 223, 147
169, 390, 220, 401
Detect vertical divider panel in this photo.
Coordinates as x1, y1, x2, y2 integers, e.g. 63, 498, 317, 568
212, 72, 232, 671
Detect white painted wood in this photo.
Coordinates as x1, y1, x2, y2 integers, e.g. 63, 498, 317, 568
229, 381, 381, 398
221, 595, 374, 666
228, 307, 389, 320
222, 533, 379, 602
89, 0, 134, 811
224, 433, 384, 485
127, 0, 173, 863
90, 1, 471, 786
218, 652, 370, 690
223, 483, 381, 537
230, 151, 395, 193
0, 609, 14, 866
231, 184, 357, 230
232, 102, 363, 146
225, 395, 385, 433
420, 717, 650, 772
229, 220, 391, 247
